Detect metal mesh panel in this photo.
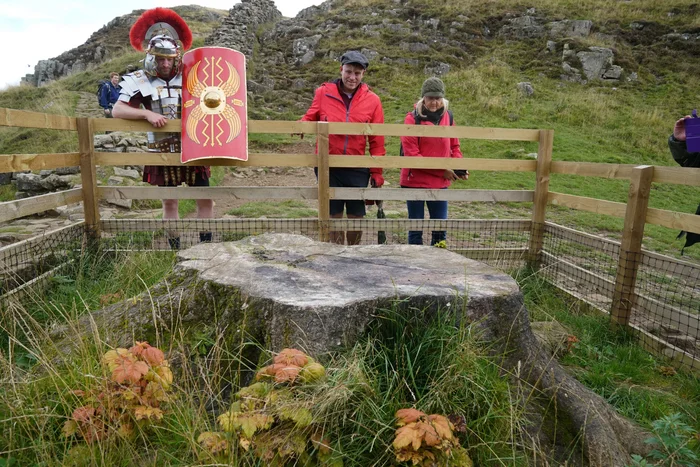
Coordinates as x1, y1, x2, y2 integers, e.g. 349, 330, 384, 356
540, 222, 620, 311
630, 251, 700, 366
0, 223, 84, 298
541, 222, 700, 369
99, 218, 531, 270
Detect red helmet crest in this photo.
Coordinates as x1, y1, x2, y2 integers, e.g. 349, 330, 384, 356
129, 8, 192, 52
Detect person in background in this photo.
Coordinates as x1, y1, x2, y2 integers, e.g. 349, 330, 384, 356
112, 8, 213, 249
300, 50, 386, 245
99, 72, 121, 117
668, 115, 700, 254
400, 77, 468, 246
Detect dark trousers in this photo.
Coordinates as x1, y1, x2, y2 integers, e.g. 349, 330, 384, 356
406, 199, 448, 245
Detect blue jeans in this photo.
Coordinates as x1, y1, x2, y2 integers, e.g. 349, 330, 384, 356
406, 198, 448, 245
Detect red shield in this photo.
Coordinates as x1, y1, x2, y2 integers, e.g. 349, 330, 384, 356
181, 47, 248, 163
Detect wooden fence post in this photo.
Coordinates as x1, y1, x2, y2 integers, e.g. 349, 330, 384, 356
611, 165, 654, 326
527, 129, 554, 267
317, 122, 330, 242
77, 117, 100, 239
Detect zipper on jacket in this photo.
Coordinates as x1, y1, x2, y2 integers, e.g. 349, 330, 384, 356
326, 90, 357, 155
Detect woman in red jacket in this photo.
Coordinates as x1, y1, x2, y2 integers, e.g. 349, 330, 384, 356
400, 77, 468, 245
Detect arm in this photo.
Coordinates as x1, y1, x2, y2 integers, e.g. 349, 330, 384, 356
669, 116, 700, 167
111, 100, 168, 128
300, 87, 323, 122
368, 100, 386, 187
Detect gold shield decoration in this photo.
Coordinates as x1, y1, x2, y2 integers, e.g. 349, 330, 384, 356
181, 47, 248, 162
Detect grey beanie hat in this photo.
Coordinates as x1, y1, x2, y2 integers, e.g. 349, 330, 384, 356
421, 77, 445, 97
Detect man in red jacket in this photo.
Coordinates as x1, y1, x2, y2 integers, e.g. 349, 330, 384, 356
301, 51, 386, 245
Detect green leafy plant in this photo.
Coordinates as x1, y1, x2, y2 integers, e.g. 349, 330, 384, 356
433, 240, 447, 249
199, 348, 340, 466
63, 342, 173, 443
630, 413, 699, 467
392, 408, 473, 466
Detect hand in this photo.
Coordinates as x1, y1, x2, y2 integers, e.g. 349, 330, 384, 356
146, 111, 168, 128
370, 173, 384, 188
455, 169, 469, 180
443, 169, 458, 181
674, 116, 691, 141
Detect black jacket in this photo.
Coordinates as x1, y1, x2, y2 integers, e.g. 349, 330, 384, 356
668, 135, 700, 168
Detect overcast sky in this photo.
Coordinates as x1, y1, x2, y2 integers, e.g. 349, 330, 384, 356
0, 0, 326, 90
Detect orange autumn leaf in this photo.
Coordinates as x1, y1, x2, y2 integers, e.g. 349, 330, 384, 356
256, 362, 286, 380
102, 348, 131, 372
395, 408, 426, 426
428, 414, 453, 441
417, 421, 441, 447
112, 357, 149, 384
274, 365, 301, 383
393, 424, 421, 450
128, 341, 150, 357
141, 346, 165, 366
273, 348, 309, 367
72, 406, 95, 423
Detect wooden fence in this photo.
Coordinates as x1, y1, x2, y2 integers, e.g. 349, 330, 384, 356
1, 107, 699, 369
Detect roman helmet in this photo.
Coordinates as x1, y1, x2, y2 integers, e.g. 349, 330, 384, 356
129, 8, 193, 78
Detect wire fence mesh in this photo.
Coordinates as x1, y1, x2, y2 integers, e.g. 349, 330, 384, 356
541, 222, 700, 368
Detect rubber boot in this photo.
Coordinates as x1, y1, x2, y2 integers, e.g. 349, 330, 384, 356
199, 232, 212, 243
168, 237, 180, 250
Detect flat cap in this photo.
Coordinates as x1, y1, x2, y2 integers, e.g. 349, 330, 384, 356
340, 50, 369, 69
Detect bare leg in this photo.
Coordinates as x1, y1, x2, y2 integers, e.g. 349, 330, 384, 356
329, 212, 345, 244
346, 213, 363, 245
163, 199, 180, 249
196, 199, 214, 219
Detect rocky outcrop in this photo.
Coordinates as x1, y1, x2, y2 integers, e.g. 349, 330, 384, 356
205, 0, 282, 58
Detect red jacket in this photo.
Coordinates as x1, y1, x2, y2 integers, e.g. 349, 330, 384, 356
301, 81, 386, 168
399, 110, 462, 189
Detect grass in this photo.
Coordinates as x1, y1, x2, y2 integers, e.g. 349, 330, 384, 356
226, 199, 318, 218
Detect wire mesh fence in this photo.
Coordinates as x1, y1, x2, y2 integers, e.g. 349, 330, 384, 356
0, 223, 84, 300
541, 222, 700, 368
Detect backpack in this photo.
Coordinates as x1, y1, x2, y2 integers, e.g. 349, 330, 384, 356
96, 79, 110, 103
399, 109, 454, 156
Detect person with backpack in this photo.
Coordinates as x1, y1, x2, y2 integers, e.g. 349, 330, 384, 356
400, 77, 468, 246
99, 72, 121, 117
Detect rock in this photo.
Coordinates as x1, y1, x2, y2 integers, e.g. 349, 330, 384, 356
205, 0, 282, 58
113, 167, 140, 179
517, 82, 535, 96
106, 198, 133, 209
94, 134, 114, 147
546, 40, 557, 53
548, 20, 593, 38
577, 47, 614, 80
14, 173, 43, 192
293, 34, 322, 66
108, 176, 124, 185
499, 16, 545, 39
627, 72, 639, 82
424, 62, 451, 76
55, 166, 80, 176
0, 173, 13, 185
603, 65, 623, 80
